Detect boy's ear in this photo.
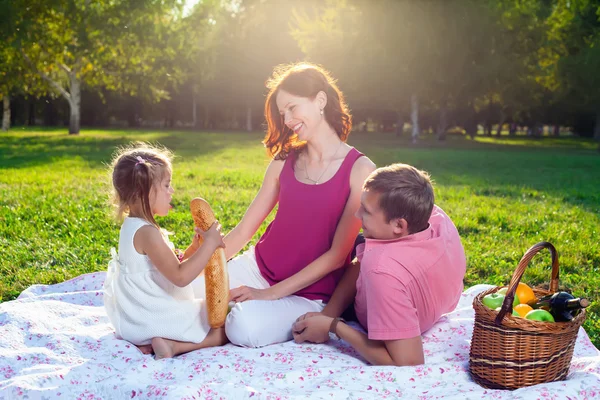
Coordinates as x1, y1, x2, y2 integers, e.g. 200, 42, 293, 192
392, 218, 409, 237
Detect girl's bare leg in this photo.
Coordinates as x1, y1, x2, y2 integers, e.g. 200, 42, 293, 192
152, 328, 228, 360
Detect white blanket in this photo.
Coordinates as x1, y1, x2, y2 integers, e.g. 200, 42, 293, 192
0, 274, 598, 399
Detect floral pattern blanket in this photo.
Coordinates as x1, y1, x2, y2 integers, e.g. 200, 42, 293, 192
0, 274, 598, 399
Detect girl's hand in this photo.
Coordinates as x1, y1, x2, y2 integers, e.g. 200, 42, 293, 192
230, 286, 275, 302
195, 221, 225, 249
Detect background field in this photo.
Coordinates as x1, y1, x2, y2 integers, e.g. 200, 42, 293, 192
1, 128, 598, 347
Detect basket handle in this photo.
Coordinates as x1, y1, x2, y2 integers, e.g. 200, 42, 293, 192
494, 241, 559, 326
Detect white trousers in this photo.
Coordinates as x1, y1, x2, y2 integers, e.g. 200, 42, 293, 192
191, 247, 324, 348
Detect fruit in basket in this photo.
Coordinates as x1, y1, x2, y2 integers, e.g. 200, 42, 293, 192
513, 303, 534, 318
515, 283, 537, 305
525, 309, 555, 322
495, 307, 520, 316
496, 287, 520, 307
482, 293, 505, 310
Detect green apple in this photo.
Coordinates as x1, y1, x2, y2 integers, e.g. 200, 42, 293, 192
525, 309, 555, 322
482, 293, 505, 310
495, 307, 520, 317
497, 287, 520, 307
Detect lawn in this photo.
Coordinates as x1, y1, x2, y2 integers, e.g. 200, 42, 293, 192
1, 128, 599, 348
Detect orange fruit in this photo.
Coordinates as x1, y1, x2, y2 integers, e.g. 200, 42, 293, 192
515, 282, 536, 305
514, 303, 534, 318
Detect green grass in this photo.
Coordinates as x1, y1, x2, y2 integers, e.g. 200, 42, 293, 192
1, 128, 599, 348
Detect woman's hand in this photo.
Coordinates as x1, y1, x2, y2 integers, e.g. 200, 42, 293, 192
229, 285, 275, 302
188, 233, 201, 254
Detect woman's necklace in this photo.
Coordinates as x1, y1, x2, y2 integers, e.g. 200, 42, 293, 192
304, 141, 344, 185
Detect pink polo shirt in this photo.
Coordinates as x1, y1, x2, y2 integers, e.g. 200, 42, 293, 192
354, 206, 466, 341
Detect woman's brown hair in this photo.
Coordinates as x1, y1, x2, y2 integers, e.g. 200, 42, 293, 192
110, 143, 173, 228
263, 62, 352, 160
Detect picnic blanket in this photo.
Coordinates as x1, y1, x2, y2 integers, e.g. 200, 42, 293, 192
0, 274, 598, 399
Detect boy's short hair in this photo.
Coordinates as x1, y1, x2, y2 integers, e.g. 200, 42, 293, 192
363, 163, 434, 233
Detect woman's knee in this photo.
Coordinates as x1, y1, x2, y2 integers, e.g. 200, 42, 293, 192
225, 301, 264, 347
225, 297, 324, 348
225, 300, 292, 348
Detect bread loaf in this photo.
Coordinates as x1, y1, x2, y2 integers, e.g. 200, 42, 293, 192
190, 198, 229, 328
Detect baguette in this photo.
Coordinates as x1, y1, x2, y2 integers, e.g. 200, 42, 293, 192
190, 197, 229, 328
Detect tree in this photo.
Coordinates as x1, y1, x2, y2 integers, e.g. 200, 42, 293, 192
196, 0, 305, 131
4, 0, 185, 134
0, 0, 46, 130
292, 0, 516, 141
0, 44, 18, 131
177, 0, 222, 128
542, 0, 600, 142
489, 0, 555, 134
291, 0, 424, 140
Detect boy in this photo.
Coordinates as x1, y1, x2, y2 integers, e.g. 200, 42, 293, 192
292, 163, 466, 366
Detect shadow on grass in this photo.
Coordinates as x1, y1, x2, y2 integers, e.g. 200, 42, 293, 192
350, 131, 599, 153
349, 133, 600, 217
2, 129, 599, 215
0, 130, 262, 170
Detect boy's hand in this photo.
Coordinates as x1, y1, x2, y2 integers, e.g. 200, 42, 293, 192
292, 314, 333, 344
195, 221, 225, 249
295, 311, 323, 322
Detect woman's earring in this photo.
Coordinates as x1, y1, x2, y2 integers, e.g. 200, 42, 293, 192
320, 109, 324, 116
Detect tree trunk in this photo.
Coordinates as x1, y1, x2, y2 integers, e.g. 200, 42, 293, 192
203, 106, 210, 130
553, 124, 560, 136
465, 120, 477, 139
68, 74, 81, 134
496, 118, 505, 136
231, 107, 238, 130
410, 94, 419, 144
485, 122, 492, 136
594, 109, 600, 147
192, 93, 197, 128
23, 52, 79, 133
27, 101, 35, 126
436, 101, 447, 141
485, 101, 493, 136
246, 106, 252, 132
395, 111, 404, 137
2, 95, 10, 131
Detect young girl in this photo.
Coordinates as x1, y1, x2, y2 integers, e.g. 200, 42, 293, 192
104, 144, 227, 359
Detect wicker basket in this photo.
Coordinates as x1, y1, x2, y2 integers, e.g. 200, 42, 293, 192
469, 241, 586, 390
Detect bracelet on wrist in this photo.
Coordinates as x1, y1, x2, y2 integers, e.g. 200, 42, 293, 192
329, 317, 345, 340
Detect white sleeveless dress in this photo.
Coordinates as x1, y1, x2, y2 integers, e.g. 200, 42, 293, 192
103, 217, 211, 345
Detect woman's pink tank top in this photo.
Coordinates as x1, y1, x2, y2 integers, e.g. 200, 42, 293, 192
255, 147, 364, 301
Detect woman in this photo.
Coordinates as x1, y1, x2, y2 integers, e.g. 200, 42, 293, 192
193, 62, 375, 347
